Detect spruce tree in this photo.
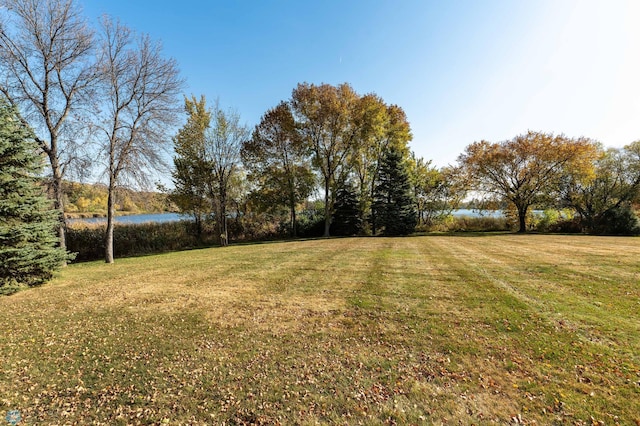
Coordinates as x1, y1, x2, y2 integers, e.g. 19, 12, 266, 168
0, 100, 71, 295
373, 147, 417, 236
331, 183, 363, 236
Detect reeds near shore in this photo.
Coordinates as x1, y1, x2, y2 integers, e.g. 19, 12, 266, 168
66, 221, 208, 261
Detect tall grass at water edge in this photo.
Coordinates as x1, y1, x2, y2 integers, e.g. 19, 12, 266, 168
66, 221, 205, 262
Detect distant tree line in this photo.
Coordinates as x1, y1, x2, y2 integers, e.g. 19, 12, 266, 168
62, 182, 170, 216
170, 96, 640, 242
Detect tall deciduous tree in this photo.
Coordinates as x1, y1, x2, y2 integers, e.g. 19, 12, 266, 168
170, 95, 211, 238
372, 147, 417, 236
241, 101, 314, 237
0, 99, 71, 294
205, 101, 250, 246
96, 17, 182, 263
0, 0, 96, 250
457, 131, 598, 233
291, 82, 360, 237
350, 94, 387, 216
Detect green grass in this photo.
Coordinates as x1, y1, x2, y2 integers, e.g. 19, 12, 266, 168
1, 235, 639, 425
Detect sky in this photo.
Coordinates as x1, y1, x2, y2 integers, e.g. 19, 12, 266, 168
82, 0, 640, 169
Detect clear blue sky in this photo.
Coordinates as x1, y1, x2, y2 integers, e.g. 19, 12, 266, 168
83, 0, 640, 168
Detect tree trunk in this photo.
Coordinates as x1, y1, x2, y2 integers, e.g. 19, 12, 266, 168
370, 172, 378, 235
517, 205, 528, 233
288, 178, 297, 237
194, 213, 203, 242
219, 186, 228, 247
290, 198, 297, 238
49, 154, 67, 253
323, 177, 331, 237
105, 181, 116, 263
53, 175, 67, 251
371, 209, 377, 235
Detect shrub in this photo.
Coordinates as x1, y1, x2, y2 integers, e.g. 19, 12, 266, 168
297, 210, 325, 238
535, 209, 577, 233
447, 216, 510, 232
418, 214, 509, 233
534, 209, 559, 232
228, 213, 285, 242
590, 206, 640, 236
547, 217, 583, 234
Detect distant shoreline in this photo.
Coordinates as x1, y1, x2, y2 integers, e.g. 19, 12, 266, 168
65, 211, 174, 219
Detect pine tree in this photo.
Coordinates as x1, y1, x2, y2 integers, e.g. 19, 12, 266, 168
372, 147, 417, 236
331, 183, 363, 236
0, 100, 71, 295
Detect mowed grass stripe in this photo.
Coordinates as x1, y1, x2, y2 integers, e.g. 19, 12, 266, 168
1, 235, 639, 424
417, 236, 640, 422
443, 235, 639, 350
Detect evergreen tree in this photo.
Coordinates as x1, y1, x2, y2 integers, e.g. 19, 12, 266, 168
331, 183, 363, 236
0, 100, 71, 295
372, 147, 417, 236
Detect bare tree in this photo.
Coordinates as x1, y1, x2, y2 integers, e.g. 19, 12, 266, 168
205, 101, 250, 246
96, 16, 182, 263
0, 0, 96, 250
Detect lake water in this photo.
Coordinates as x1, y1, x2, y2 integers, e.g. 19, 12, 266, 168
452, 209, 505, 217
453, 209, 546, 218
69, 212, 185, 225
70, 209, 507, 225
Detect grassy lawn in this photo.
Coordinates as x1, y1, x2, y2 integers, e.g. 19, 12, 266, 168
1, 235, 639, 425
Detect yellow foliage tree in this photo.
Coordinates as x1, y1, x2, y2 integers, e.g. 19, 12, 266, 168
457, 131, 599, 232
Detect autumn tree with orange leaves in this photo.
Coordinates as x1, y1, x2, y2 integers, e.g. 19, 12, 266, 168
457, 131, 599, 233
